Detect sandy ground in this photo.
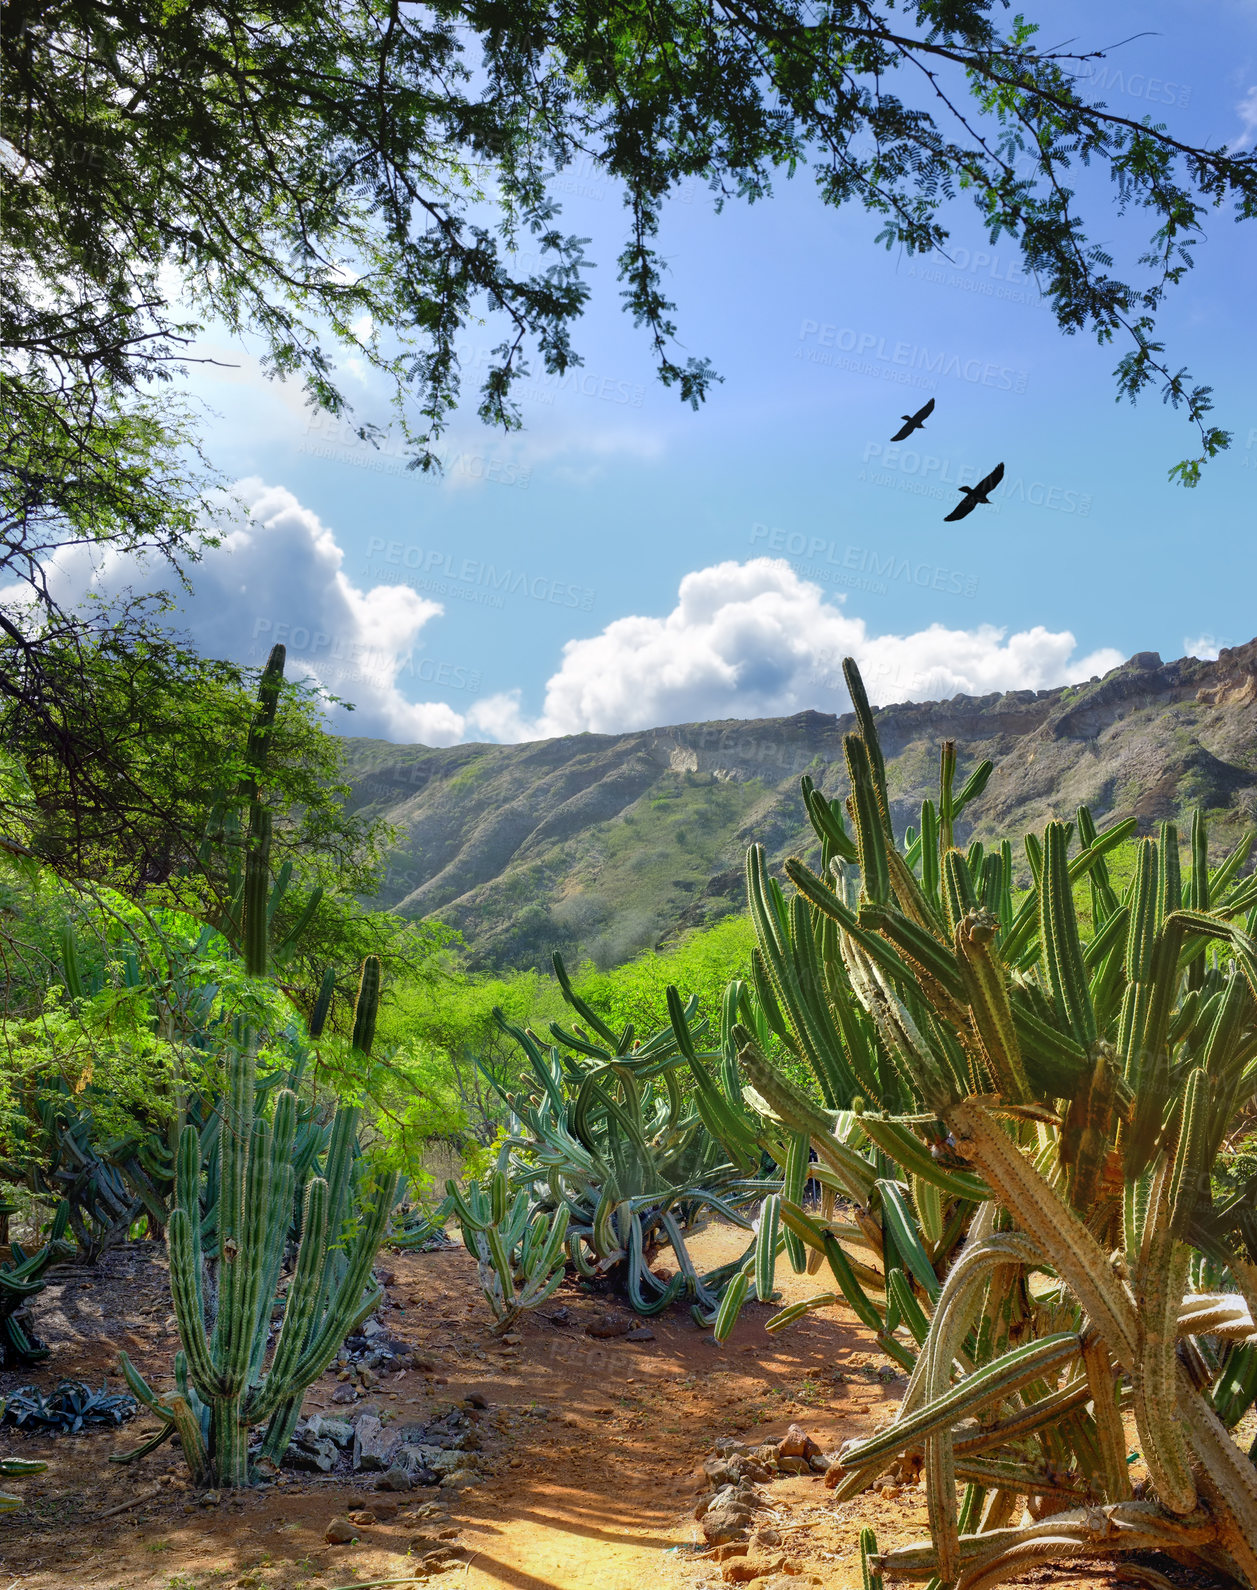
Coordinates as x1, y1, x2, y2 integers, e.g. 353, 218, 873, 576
0, 1226, 1221, 1590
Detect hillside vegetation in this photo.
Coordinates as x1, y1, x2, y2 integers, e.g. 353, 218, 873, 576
344, 641, 1257, 970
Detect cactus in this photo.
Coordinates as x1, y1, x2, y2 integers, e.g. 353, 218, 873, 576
0, 1456, 47, 1514
477, 954, 775, 1321
448, 1169, 570, 1330
117, 915, 395, 1488
743, 656, 1257, 1590
0, 1201, 73, 1366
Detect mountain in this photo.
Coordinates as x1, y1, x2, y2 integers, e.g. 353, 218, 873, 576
341, 641, 1257, 971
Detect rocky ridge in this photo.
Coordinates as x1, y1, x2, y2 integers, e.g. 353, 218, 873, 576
341, 641, 1257, 970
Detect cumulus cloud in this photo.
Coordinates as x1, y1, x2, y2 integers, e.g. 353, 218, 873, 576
471, 558, 1125, 741
22, 482, 1126, 749
29, 478, 468, 746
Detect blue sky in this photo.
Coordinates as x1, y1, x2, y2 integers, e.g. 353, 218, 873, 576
93, 0, 1257, 746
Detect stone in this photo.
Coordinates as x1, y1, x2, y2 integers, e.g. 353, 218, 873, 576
368, 1498, 400, 1520
286, 1437, 337, 1472
441, 1470, 481, 1489
198, 1490, 221, 1507
324, 1516, 361, 1544
347, 1508, 377, 1526
712, 1544, 749, 1562
776, 1424, 819, 1461
465, 1392, 488, 1409
625, 1327, 655, 1342
500, 1332, 522, 1346
358, 1366, 379, 1389
585, 1313, 633, 1339
353, 1413, 401, 1472
701, 1502, 753, 1545
775, 1456, 810, 1476
331, 1384, 357, 1404
378, 1466, 413, 1492
722, 1555, 787, 1583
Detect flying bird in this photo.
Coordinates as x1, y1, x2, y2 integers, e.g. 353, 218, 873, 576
890, 398, 934, 441
944, 461, 1005, 522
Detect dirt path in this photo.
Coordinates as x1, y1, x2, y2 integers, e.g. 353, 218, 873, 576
0, 1231, 1202, 1590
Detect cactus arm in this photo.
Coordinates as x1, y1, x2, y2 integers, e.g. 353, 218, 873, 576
1080, 1335, 1131, 1502
945, 1098, 1137, 1365
736, 1038, 876, 1201
837, 1332, 1083, 1475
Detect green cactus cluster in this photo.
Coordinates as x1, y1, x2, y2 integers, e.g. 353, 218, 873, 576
726, 657, 1257, 1589
117, 950, 395, 1487
448, 1168, 569, 1329
478, 954, 776, 1319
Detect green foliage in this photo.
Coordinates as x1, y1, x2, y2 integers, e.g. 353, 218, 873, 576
573, 917, 757, 1039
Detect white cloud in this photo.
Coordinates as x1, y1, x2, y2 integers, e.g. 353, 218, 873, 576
1184, 633, 1223, 661
1231, 86, 1257, 149
22, 484, 1125, 750
468, 558, 1125, 741
30, 479, 468, 746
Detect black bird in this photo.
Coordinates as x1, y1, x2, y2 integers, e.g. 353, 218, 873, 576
890, 397, 934, 441
944, 461, 1005, 522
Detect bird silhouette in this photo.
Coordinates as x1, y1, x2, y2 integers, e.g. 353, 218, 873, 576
889, 397, 940, 442
891, 397, 934, 441
944, 461, 1004, 522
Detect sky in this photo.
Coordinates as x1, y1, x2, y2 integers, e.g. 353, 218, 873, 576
55, 1, 1257, 748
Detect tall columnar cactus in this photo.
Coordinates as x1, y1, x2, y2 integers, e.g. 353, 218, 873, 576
118, 955, 395, 1487
738, 656, 1257, 1589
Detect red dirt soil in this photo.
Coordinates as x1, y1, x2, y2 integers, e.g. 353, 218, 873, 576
0, 1228, 1212, 1590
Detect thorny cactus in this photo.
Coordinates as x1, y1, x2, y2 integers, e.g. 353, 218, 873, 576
484, 955, 775, 1319
448, 1168, 570, 1330
115, 649, 396, 1488
731, 656, 1257, 1590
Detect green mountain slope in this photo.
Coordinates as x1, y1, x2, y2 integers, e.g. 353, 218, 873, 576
342, 641, 1257, 970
